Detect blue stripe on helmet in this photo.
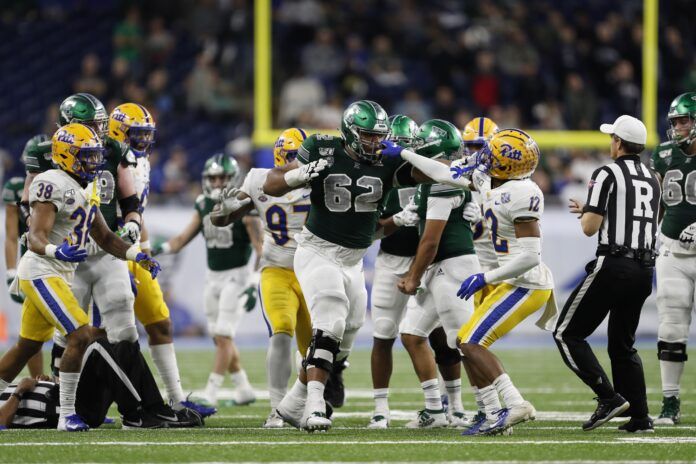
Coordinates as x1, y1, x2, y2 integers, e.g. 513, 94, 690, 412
297, 128, 307, 140
478, 117, 485, 137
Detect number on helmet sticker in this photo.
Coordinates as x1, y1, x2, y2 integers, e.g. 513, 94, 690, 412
97, 171, 116, 204
323, 174, 384, 213
203, 216, 234, 248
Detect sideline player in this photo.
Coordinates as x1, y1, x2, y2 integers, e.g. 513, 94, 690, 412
650, 92, 696, 425
154, 154, 258, 406
0, 123, 160, 431
210, 128, 313, 427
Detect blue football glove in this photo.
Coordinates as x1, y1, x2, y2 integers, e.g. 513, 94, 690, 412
54, 241, 88, 263
135, 252, 161, 279
456, 273, 486, 300
129, 272, 138, 297
378, 140, 404, 159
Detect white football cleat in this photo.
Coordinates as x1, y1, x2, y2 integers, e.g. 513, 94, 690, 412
233, 386, 257, 406
302, 411, 332, 432
276, 394, 305, 429
367, 413, 390, 429
448, 410, 469, 428
506, 400, 536, 427
405, 409, 449, 429
263, 411, 285, 428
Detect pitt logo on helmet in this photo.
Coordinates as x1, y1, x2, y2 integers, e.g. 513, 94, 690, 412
479, 128, 539, 180
109, 103, 156, 158
52, 123, 105, 182
273, 128, 307, 167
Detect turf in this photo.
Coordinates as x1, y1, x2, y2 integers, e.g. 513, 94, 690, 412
1, 345, 695, 463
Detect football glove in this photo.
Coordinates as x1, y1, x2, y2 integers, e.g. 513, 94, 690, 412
117, 220, 141, 245
134, 253, 161, 279
284, 159, 329, 188
456, 273, 486, 300
392, 202, 420, 227
679, 222, 696, 250
377, 140, 404, 159
240, 272, 260, 312
450, 156, 477, 180
462, 201, 482, 223
212, 187, 252, 217
53, 241, 88, 263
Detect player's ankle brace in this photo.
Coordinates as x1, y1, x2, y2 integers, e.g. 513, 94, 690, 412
658, 341, 688, 362
303, 330, 340, 372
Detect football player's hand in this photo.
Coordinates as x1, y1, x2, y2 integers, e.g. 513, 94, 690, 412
284, 159, 329, 188
397, 276, 420, 295
54, 241, 88, 263
462, 201, 482, 223
213, 188, 252, 217
117, 220, 142, 245
240, 271, 260, 312
679, 222, 696, 250
377, 140, 404, 159
6, 269, 23, 304
15, 377, 38, 395
129, 272, 138, 297
135, 253, 161, 279
392, 202, 420, 227
450, 156, 476, 180
568, 198, 584, 218
457, 273, 486, 300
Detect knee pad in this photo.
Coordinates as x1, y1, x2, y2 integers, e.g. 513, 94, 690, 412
312, 292, 348, 338
303, 330, 340, 372
657, 278, 692, 309
373, 316, 399, 340
658, 320, 690, 345
105, 313, 139, 343
657, 341, 688, 362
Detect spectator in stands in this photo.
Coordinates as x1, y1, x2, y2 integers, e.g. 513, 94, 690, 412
564, 73, 598, 130
301, 28, 344, 83
161, 145, 191, 199
278, 68, 325, 126
107, 57, 130, 102
73, 53, 107, 98
144, 17, 175, 69
113, 7, 143, 66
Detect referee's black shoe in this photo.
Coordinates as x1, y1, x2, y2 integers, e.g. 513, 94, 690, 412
618, 416, 654, 433
582, 394, 630, 431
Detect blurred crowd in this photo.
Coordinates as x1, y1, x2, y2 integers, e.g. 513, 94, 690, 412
0, 0, 693, 205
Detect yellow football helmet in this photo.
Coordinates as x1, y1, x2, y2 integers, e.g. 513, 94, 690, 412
479, 128, 540, 180
273, 128, 307, 167
462, 117, 499, 155
52, 123, 105, 182
109, 103, 156, 158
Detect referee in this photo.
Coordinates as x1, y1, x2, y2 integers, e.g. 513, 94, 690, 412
554, 115, 659, 433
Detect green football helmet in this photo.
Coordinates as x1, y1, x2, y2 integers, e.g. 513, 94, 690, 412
21, 133, 50, 165
340, 100, 390, 164
387, 114, 418, 148
413, 119, 464, 160
202, 153, 240, 200
667, 93, 696, 147
58, 93, 109, 139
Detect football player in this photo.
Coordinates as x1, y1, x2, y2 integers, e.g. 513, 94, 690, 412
108, 103, 215, 418
0, 123, 160, 431
650, 92, 696, 425
264, 100, 420, 431
209, 128, 313, 428
396, 120, 482, 429
153, 154, 259, 407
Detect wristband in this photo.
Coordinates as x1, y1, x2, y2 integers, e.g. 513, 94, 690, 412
45, 244, 57, 258
126, 244, 140, 261
139, 240, 151, 250
6, 269, 17, 280
284, 169, 303, 188
161, 242, 172, 254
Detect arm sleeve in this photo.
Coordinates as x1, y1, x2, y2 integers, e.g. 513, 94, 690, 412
28, 175, 63, 212
483, 236, 541, 284
426, 195, 461, 220
584, 167, 614, 215
400, 149, 472, 189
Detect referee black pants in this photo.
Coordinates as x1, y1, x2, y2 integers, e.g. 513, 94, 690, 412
553, 256, 652, 418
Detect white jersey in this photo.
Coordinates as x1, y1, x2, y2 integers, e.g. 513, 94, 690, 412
481, 178, 553, 289
129, 153, 150, 212
471, 190, 499, 272
18, 170, 100, 281
240, 168, 311, 269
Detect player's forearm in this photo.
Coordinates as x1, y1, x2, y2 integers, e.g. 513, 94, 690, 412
483, 237, 540, 284
4, 240, 17, 271
262, 168, 294, 196
377, 217, 400, 238
20, 172, 37, 203
0, 396, 19, 427
400, 150, 472, 189
27, 230, 51, 255
92, 230, 132, 260
210, 203, 252, 227
408, 240, 439, 282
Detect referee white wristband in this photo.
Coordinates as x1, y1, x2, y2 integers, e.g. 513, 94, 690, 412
125, 244, 140, 261
44, 244, 57, 258
139, 240, 151, 250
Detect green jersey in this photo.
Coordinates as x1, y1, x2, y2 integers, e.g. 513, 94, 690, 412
194, 195, 252, 271
379, 187, 418, 257
414, 183, 474, 263
651, 140, 696, 240
23, 135, 130, 231
296, 134, 412, 249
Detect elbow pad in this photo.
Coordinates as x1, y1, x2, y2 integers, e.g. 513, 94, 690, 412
17, 201, 31, 227
118, 194, 141, 217
484, 236, 541, 284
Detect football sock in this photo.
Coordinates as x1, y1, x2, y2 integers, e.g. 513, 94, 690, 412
660, 360, 684, 398
204, 372, 225, 403
479, 384, 502, 417
150, 343, 185, 403
493, 373, 524, 407
306, 380, 326, 413
445, 379, 464, 412
289, 377, 308, 399
472, 386, 487, 413
267, 334, 293, 409
59, 372, 80, 418
231, 369, 252, 391
373, 388, 389, 415
421, 379, 443, 411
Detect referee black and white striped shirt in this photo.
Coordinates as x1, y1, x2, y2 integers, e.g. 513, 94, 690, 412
0, 381, 58, 428
584, 154, 660, 251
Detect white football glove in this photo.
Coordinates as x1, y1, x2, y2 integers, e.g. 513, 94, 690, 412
284, 159, 329, 188
392, 202, 420, 227
212, 187, 252, 217
117, 220, 141, 245
679, 222, 696, 250
462, 201, 482, 223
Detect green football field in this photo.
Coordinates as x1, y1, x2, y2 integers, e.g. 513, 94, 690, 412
1, 345, 695, 463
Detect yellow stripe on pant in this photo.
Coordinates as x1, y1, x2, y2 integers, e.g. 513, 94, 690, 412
19, 277, 89, 342
259, 267, 312, 355
458, 283, 551, 348
130, 261, 170, 326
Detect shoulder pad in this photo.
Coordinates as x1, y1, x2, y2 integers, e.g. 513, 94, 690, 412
5, 177, 25, 189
